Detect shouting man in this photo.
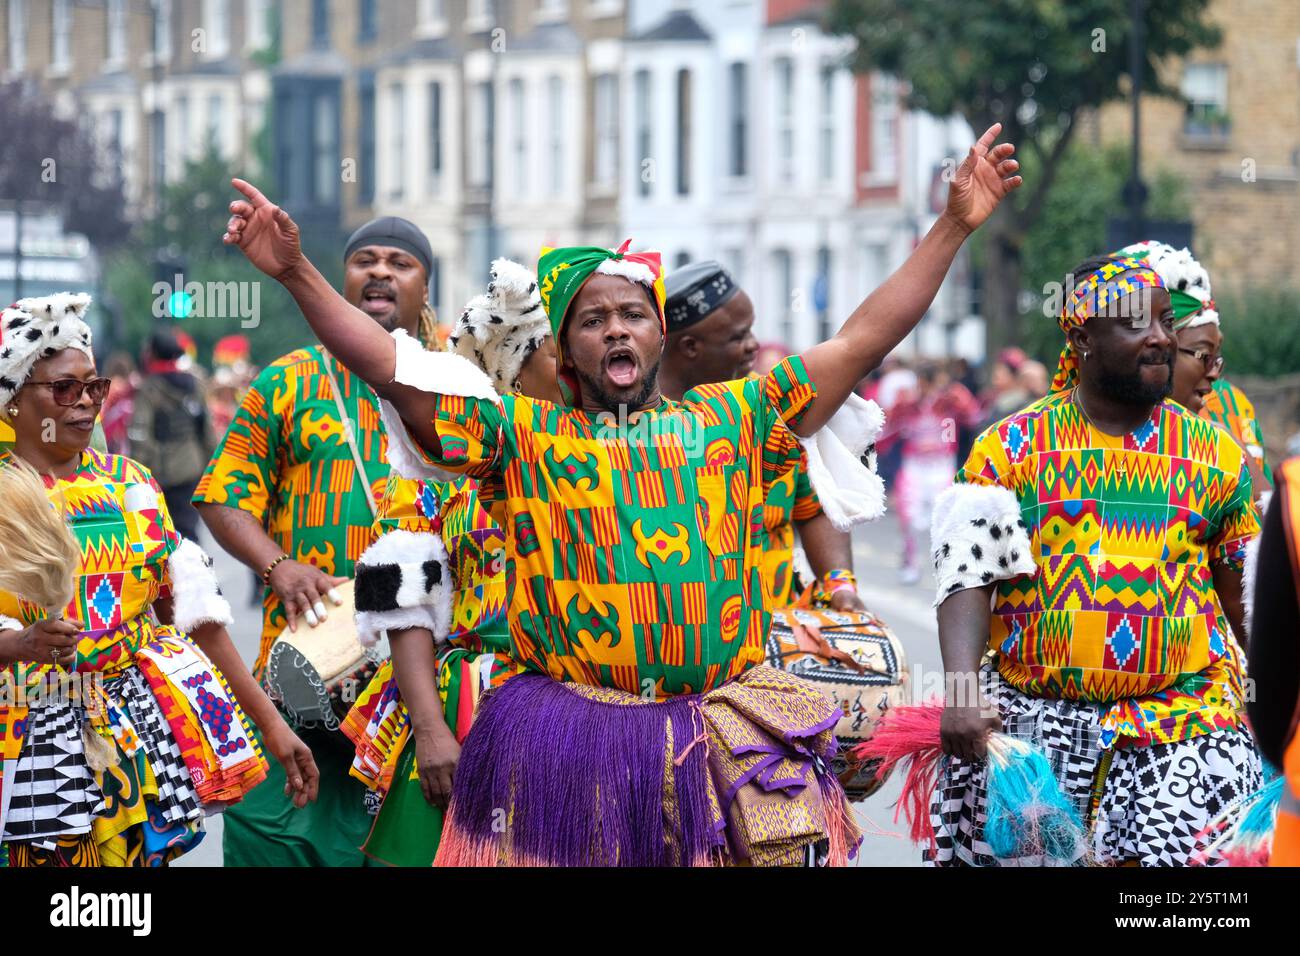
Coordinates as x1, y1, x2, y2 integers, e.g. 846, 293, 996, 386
221, 126, 1021, 866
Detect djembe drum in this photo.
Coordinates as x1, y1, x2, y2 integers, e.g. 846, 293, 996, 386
766, 605, 909, 800
263, 580, 388, 733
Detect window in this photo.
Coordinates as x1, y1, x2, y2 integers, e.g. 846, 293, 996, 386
203, 0, 230, 58
428, 256, 442, 320
207, 93, 224, 151
634, 69, 652, 198
724, 246, 744, 288
775, 58, 794, 185
466, 0, 493, 30
593, 73, 618, 190
417, 0, 446, 36
6, 0, 25, 73
819, 64, 836, 182
311, 0, 329, 49
175, 94, 191, 163
246, 0, 270, 51
106, 0, 127, 67
509, 78, 526, 197
675, 69, 692, 197
547, 76, 564, 196
151, 109, 167, 186
359, 0, 377, 42
468, 81, 494, 190
728, 62, 748, 178
870, 74, 898, 182
537, 0, 567, 22
312, 91, 339, 203
106, 108, 124, 155
815, 246, 832, 340
428, 81, 444, 195
359, 73, 375, 203
1182, 63, 1229, 137
153, 0, 172, 62
388, 83, 405, 201
773, 249, 794, 347
51, 0, 71, 72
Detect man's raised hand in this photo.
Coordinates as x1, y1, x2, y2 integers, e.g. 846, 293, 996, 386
944, 123, 1022, 236
223, 178, 304, 281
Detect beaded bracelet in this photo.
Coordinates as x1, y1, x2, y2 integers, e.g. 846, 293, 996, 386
821, 569, 858, 594
262, 553, 290, 585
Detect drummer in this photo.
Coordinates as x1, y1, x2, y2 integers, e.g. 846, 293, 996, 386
342, 259, 560, 865
660, 260, 866, 611
193, 216, 445, 867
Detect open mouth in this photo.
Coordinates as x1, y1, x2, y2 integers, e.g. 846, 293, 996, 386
604, 348, 639, 389
361, 287, 396, 312
66, 417, 96, 431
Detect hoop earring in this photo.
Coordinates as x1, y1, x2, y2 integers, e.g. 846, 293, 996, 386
1081, 351, 1089, 361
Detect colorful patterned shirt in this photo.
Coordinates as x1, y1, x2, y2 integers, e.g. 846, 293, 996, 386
417, 357, 817, 697
1203, 377, 1272, 484
373, 474, 510, 653
0, 450, 181, 760
958, 392, 1259, 748
193, 346, 390, 676
760, 463, 821, 607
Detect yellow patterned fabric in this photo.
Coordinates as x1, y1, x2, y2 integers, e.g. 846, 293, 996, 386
414, 357, 817, 697
760, 460, 821, 608
958, 392, 1259, 748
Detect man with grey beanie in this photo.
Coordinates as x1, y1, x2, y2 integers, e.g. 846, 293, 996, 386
194, 216, 441, 866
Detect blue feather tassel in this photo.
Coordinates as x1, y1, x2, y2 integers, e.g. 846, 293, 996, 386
984, 736, 1085, 861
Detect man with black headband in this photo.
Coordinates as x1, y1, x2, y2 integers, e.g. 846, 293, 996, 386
926, 254, 1262, 866
194, 216, 441, 866
662, 260, 866, 612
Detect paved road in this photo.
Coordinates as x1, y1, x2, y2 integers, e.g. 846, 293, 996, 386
177, 516, 942, 867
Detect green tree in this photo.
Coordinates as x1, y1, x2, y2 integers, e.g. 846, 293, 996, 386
1017, 140, 1188, 361
826, 0, 1220, 355
105, 140, 344, 368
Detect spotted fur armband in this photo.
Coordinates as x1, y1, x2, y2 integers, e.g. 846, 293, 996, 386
353, 530, 452, 648
930, 483, 1036, 606
168, 538, 234, 632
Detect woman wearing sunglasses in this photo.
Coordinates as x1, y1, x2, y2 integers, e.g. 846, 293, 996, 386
0, 293, 318, 867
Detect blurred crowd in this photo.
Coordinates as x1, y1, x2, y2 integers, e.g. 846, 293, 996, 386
100, 332, 259, 542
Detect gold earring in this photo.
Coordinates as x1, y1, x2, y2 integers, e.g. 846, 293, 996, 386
6, 406, 16, 418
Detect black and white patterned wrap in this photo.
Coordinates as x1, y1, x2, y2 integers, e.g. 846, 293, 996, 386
0, 668, 202, 845
448, 257, 550, 395
930, 482, 1036, 606
926, 666, 1264, 867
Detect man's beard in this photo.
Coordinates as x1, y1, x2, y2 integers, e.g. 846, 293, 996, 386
1095, 358, 1174, 406
576, 357, 662, 413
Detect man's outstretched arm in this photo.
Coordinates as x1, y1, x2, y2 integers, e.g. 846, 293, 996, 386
221, 179, 440, 451
796, 124, 1021, 436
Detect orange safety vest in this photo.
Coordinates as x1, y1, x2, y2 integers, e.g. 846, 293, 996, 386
1272, 458, 1300, 866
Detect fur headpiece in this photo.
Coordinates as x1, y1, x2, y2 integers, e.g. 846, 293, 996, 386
0, 292, 95, 414
449, 259, 552, 395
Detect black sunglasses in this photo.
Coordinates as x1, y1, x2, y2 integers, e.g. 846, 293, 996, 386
26, 377, 113, 406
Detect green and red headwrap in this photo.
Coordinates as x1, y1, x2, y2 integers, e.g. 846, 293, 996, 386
1049, 255, 1165, 394
537, 239, 666, 406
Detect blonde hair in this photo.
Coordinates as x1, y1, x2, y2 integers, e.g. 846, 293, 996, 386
0, 458, 80, 613
418, 301, 442, 351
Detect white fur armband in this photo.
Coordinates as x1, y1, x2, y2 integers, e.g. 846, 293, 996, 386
0, 613, 23, 633
353, 529, 453, 648
168, 538, 234, 632
797, 393, 888, 530
382, 329, 502, 481
1241, 534, 1261, 636
930, 483, 1036, 606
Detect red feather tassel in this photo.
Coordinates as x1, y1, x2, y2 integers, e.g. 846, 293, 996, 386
851, 701, 946, 851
